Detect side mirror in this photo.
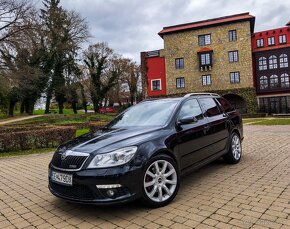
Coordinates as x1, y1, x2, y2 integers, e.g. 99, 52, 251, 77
177, 116, 198, 126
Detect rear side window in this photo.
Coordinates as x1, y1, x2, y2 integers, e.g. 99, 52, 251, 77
216, 97, 234, 112
199, 98, 222, 117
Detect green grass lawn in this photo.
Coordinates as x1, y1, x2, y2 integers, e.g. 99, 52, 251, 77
33, 109, 85, 115
243, 118, 290, 125
0, 148, 55, 158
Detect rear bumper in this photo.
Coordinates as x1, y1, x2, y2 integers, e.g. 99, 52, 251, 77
48, 163, 143, 205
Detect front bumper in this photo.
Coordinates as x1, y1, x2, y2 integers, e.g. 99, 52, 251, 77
48, 163, 143, 205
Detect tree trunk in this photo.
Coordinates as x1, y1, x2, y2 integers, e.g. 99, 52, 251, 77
58, 102, 64, 114
45, 89, 52, 114
130, 94, 134, 105
72, 101, 77, 114
8, 101, 16, 116
24, 100, 30, 114
28, 100, 35, 115
82, 102, 87, 113
20, 101, 25, 114
80, 85, 87, 113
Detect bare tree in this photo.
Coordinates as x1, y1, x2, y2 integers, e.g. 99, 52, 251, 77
0, 0, 31, 43
83, 43, 129, 112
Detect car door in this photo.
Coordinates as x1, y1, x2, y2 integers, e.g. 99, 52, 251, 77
198, 97, 229, 156
175, 98, 210, 170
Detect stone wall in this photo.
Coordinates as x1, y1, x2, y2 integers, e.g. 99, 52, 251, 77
162, 21, 254, 95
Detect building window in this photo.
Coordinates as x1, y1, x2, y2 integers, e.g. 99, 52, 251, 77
268, 37, 275, 46
175, 58, 184, 69
279, 35, 287, 44
200, 53, 211, 66
228, 51, 239, 62
256, 39, 264, 47
258, 57, 267, 70
202, 75, 211, 86
270, 75, 279, 88
279, 54, 288, 68
269, 55, 278, 69
151, 79, 161, 91
198, 34, 211, 46
228, 30, 237, 41
281, 73, 289, 87
176, 77, 185, 88
259, 76, 268, 89
230, 72, 240, 84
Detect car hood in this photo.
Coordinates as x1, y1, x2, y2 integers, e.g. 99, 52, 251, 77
58, 126, 166, 155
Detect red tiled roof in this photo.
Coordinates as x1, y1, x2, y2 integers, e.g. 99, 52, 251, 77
252, 43, 290, 53
197, 47, 213, 53
158, 12, 255, 37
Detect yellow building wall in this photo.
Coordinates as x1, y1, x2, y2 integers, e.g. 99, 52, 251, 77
162, 21, 254, 95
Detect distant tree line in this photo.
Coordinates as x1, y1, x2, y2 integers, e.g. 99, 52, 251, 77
0, 0, 142, 116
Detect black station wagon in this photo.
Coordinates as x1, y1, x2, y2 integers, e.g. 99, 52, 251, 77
49, 93, 243, 207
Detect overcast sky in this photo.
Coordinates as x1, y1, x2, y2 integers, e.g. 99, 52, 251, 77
32, 0, 290, 62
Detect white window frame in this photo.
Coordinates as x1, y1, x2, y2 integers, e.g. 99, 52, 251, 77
176, 77, 185, 88
279, 35, 287, 44
269, 55, 278, 69
198, 34, 211, 46
269, 75, 279, 88
228, 51, 239, 62
229, 30, 237, 42
259, 76, 268, 89
279, 54, 288, 68
281, 73, 289, 87
256, 38, 264, 47
258, 57, 267, 70
151, 79, 162, 91
268, 37, 275, 46
202, 75, 212, 86
230, 72, 240, 84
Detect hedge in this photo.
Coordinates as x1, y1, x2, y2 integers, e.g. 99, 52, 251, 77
0, 126, 76, 152
88, 121, 109, 132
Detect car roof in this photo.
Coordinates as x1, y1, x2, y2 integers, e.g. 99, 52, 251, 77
143, 93, 220, 103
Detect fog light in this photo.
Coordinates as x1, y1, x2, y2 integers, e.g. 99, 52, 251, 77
96, 184, 122, 188
107, 189, 115, 197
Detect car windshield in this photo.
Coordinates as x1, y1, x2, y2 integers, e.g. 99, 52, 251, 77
107, 100, 179, 128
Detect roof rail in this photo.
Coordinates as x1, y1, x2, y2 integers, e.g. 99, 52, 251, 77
183, 93, 220, 98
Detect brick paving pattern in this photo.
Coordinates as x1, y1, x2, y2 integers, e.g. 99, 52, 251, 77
0, 125, 290, 229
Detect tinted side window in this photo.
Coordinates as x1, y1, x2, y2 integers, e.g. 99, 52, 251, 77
199, 98, 221, 117
178, 99, 203, 120
216, 98, 234, 112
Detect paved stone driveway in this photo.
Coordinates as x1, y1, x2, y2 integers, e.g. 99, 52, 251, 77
0, 126, 290, 229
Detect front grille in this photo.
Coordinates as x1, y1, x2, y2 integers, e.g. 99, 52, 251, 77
50, 181, 95, 200
50, 181, 130, 200
51, 152, 88, 170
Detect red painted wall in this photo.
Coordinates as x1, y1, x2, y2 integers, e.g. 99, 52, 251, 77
251, 26, 290, 93
252, 27, 290, 51
146, 56, 166, 97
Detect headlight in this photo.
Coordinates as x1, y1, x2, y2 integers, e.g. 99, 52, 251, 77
87, 146, 138, 168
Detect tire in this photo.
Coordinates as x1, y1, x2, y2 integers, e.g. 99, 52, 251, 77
141, 154, 180, 208
223, 132, 242, 164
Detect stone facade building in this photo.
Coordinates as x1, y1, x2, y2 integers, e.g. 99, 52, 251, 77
141, 13, 257, 113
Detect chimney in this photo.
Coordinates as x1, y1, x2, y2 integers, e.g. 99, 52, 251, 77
286, 21, 290, 26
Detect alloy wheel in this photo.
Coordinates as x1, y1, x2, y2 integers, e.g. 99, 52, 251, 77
143, 160, 177, 203
232, 135, 241, 160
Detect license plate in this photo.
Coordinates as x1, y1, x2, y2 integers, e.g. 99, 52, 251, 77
51, 171, 73, 186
